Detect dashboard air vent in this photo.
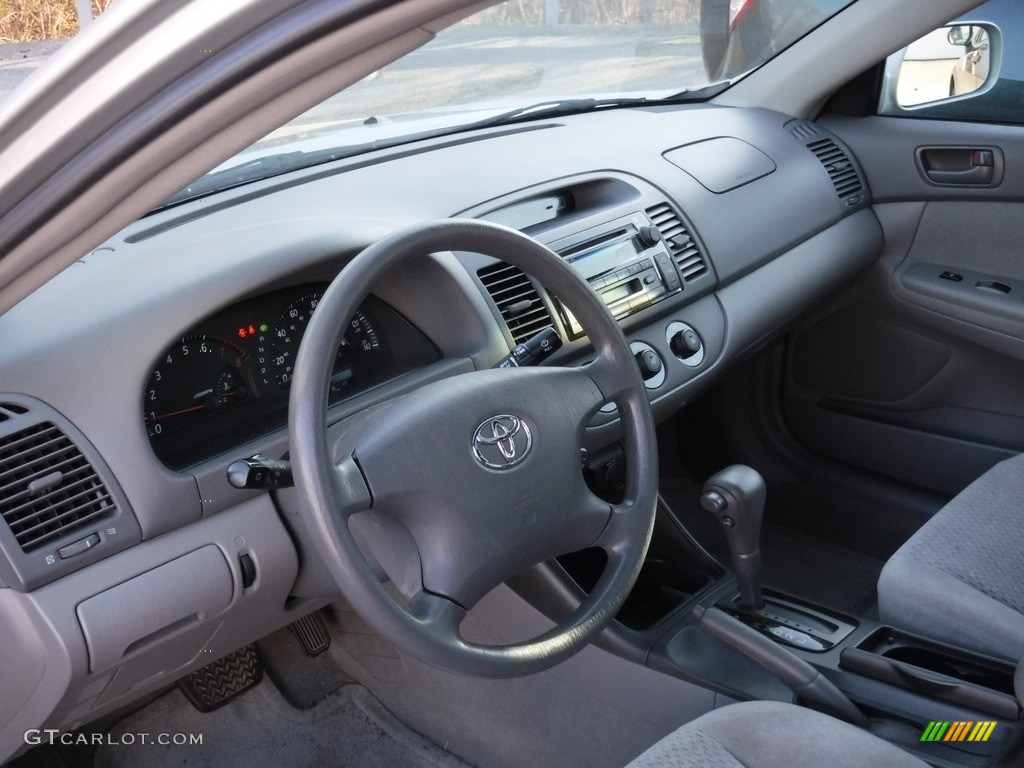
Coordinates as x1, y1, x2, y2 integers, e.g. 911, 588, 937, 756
808, 138, 863, 200
646, 203, 708, 282
0, 421, 117, 552
790, 121, 821, 140
477, 262, 554, 344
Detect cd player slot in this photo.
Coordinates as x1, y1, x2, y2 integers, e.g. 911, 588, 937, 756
561, 228, 631, 259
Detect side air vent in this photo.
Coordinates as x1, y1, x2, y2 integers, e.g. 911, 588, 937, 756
0, 421, 117, 552
808, 138, 863, 200
646, 203, 708, 282
477, 262, 555, 344
790, 121, 821, 140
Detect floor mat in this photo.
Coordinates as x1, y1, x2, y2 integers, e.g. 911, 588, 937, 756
660, 479, 884, 616
94, 676, 469, 768
260, 623, 352, 710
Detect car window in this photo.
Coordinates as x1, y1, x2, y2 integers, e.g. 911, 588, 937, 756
879, 0, 1024, 123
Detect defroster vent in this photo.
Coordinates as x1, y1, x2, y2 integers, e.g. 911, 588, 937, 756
0, 421, 117, 552
789, 121, 821, 141
646, 203, 708, 282
808, 138, 863, 201
478, 262, 555, 345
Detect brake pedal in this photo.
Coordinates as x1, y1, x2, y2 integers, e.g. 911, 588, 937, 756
178, 643, 263, 713
288, 611, 331, 657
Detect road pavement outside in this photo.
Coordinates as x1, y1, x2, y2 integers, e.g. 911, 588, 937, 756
0, 39, 64, 104
287, 24, 705, 131
0, 24, 705, 126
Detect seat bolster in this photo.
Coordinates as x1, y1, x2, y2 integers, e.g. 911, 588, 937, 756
878, 547, 1024, 662
626, 701, 927, 768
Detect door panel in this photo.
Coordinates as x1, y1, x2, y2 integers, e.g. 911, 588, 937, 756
782, 116, 1024, 497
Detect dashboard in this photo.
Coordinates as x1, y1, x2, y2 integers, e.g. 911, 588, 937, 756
0, 102, 884, 751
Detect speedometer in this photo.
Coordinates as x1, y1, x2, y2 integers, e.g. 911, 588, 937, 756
268, 293, 380, 390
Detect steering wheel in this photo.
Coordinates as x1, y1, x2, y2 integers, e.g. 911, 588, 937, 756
289, 219, 658, 678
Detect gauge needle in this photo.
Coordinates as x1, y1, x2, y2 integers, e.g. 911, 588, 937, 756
152, 403, 205, 420
153, 390, 242, 421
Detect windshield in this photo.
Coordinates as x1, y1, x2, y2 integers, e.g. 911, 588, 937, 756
166, 0, 856, 206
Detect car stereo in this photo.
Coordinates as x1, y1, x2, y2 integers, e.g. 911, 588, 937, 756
549, 212, 682, 339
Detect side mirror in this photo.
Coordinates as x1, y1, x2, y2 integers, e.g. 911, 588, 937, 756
883, 23, 995, 109
948, 25, 973, 47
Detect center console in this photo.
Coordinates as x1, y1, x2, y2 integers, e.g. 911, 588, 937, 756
513, 459, 1023, 768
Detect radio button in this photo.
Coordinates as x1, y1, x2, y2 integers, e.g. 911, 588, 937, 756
629, 263, 645, 276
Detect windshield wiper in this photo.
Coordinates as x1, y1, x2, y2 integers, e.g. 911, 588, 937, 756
461, 97, 654, 130
157, 150, 347, 209
460, 86, 728, 131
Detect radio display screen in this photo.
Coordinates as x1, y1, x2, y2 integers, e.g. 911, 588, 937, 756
567, 238, 638, 280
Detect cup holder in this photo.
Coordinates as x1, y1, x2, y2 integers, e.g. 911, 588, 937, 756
881, 645, 1015, 694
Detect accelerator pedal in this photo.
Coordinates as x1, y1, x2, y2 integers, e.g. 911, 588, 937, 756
178, 643, 263, 713
288, 611, 331, 657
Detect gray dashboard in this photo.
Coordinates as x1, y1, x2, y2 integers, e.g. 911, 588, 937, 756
0, 102, 882, 759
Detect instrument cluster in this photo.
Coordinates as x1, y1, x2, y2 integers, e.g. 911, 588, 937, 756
143, 283, 440, 469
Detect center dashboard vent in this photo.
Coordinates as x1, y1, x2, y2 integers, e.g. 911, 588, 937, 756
645, 203, 708, 282
477, 262, 555, 345
0, 420, 117, 553
807, 137, 863, 201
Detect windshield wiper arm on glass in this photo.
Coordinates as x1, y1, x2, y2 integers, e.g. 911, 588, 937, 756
157, 150, 347, 209
460, 97, 657, 131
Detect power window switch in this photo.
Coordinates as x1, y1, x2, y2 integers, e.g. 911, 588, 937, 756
59, 532, 100, 559
939, 271, 963, 282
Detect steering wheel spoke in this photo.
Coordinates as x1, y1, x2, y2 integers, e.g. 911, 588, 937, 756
583, 348, 638, 405
409, 591, 467, 641
331, 454, 372, 520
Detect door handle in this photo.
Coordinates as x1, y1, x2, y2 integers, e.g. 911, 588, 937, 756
917, 146, 1002, 187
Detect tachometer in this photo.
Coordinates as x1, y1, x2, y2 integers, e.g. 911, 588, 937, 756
268, 293, 380, 390
144, 336, 249, 439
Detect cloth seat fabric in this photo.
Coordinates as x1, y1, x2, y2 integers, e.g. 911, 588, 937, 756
625, 701, 926, 768
877, 453, 1024, 661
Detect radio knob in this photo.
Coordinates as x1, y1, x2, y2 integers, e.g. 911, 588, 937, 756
670, 329, 702, 359
635, 349, 663, 380
637, 226, 662, 249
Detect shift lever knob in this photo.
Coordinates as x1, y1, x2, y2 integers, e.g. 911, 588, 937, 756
701, 465, 766, 609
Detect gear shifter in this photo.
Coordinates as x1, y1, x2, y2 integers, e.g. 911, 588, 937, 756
700, 465, 766, 609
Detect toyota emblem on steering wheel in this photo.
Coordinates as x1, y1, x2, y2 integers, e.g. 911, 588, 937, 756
472, 414, 533, 469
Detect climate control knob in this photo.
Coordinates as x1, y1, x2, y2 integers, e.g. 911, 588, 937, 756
635, 349, 663, 380
670, 328, 702, 359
